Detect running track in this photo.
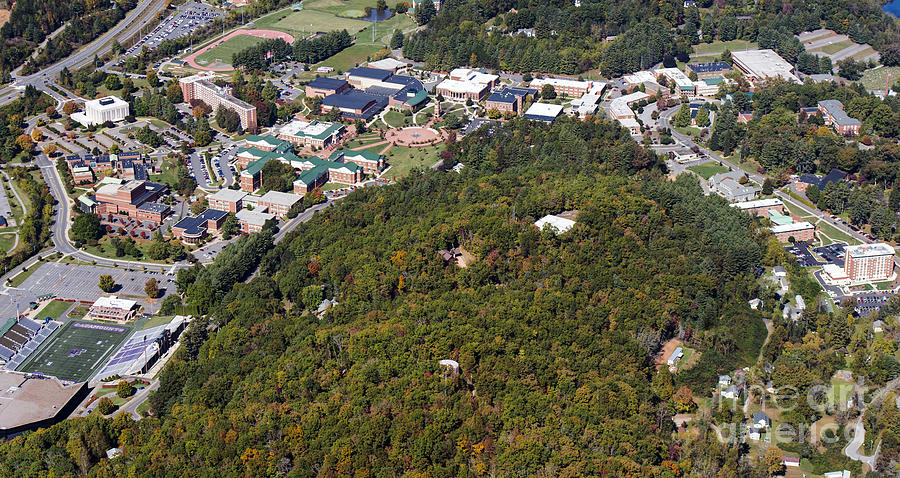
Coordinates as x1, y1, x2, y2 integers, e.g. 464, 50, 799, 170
184, 29, 295, 71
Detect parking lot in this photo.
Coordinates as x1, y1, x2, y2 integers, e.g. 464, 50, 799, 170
812, 243, 846, 267
123, 2, 222, 58
0, 262, 176, 318
785, 241, 824, 267
853, 290, 893, 317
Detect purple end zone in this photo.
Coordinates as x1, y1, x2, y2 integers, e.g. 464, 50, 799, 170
72, 322, 128, 334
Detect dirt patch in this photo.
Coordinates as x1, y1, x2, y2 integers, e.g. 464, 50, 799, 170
0, 9, 9, 28
655, 338, 683, 368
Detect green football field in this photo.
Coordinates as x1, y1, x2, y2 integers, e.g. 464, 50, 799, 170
194, 35, 269, 66
18, 321, 132, 382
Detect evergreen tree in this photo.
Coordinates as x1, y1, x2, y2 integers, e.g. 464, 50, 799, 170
673, 103, 692, 128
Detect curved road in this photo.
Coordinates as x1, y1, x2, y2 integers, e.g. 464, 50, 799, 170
0, 0, 168, 107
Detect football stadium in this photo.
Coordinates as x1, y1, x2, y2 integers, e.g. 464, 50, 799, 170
17, 321, 132, 382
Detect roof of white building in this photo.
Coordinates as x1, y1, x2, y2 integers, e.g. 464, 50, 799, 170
530, 77, 592, 89
731, 198, 783, 209
731, 49, 801, 83
771, 222, 815, 233
845, 243, 895, 258
236, 208, 275, 226
209, 188, 248, 202
534, 214, 576, 234
623, 71, 657, 85
92, 295, 137, 310
259, 190, 302, 207
437, 79, 488, 94
85, 96, 128, 111
367, 57, 408, 70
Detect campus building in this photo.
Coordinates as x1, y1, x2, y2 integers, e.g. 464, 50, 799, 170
844, 243, 895, 282
818, 100, 861, 136
89, 296, 138, 322
64, 151, 150, 184
524, 103, 564, 122
304, 77, 350, 98
367, 57, 408, 72
71, 96, 130, 126
292, 158, 363, 194
530, 77, 593, 97
172, 209, 228, 243
609, 91, 650, 135
345, 67, 395, 89
655, 68, 696, 98
771, 222, 815, 242
0, 371, 88, 439
208, 188, 247, 213
245, 135, 292, 153
277, 120, 346, 149
731, 198, 784, 216
687, 61, 734, 79
730, 49, 800, 85
321, 90, 385, 120
485, 87, 536, 115
236, 209, 275, 234
333, 149, 385, 175
179, 72, 258, 132
258, 190, 303, 217
92, 180, 170, 222
708, 172, 760, 202
437, 68, 499, 102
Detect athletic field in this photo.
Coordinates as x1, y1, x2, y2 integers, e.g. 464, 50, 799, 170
18, 321, 132, 382
194, 35, 268, 66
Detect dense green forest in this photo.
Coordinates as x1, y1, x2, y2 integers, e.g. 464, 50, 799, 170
0, 118, 772, 476
402, 0, 900, 76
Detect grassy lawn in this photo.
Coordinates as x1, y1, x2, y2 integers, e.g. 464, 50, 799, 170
0, 233, 16, 253
195, 35, 268, 66
96, 78, 150, 99
34, 299, 72, 320
692, 40, 758, 55
383, 110, 411, 128
137, 399, 152, 417
814, 219, 860, 246
315, 43, 384, 72
256, 7, 370, 36
82, 236, 174, 264
687, 163, 728, 179
861, 66, 900, 90
383, 145, 442, 178
851, 47, 878, 61
9, 260, 45, 287
68, 305, 91, 319
811, 40, 854, 55
875, 281, 894, 290
150, 159, 180, 189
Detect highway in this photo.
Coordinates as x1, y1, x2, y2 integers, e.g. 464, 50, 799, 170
0, 0, 169, 107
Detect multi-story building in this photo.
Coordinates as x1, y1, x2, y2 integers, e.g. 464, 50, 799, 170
437, 68, 499, 102
304, 77, 350, 98
64, 151, 150, 184
770, 222, 815, 242
88, 296, 138, 322
240, 156, 269, 192
293, 158, 363, 194
844, 243, 895, 282
730, 49, 800, 85
655, 68, 696, 98
333, 149, 384, 175
179, 72, 257, 132
731, 198, 784, 217
72, 96, 130, 126
245, 135, 292, 152
345, 67, 395, 89
208, 188, 247, 213
529, 77, 592, 97
236, 209, 275, 234
172, 209, 228, 243
485, 87, 537, 115
321, 90, 385, 120
92, 180, 170, 222
258, 190, 303, 217
277, 120, 345, 149
818, 100, 861, 136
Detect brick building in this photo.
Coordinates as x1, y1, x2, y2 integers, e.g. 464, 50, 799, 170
208, 189, 247, 213
818, 100, 861, 136
844, 243, 895, 282
731, 198, 784, 216
172, 209, 228, 243
92, 180, 170, 222
530, 77, 592, 97
236, 209, 275, 234
485, 87, 537, 115
179, 72, 257, 132
277, 120, 345, 149
258, 190, 303, 216
304, 77, 350, 98
770, 222, 815, 242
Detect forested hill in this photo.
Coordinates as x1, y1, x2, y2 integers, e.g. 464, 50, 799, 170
0, 118, 767, 476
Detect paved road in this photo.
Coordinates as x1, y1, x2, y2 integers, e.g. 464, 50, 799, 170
114, 379, 160, 420
844, 419, 877, 468
0, 0, 168, 107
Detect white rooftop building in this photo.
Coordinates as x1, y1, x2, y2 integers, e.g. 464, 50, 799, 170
524, 102, 564, 122
623, 71, 657, 85
72, 96, 130, 126
535, 214, 576, 234
367, 57, 408, 71
731, 49, 801, 84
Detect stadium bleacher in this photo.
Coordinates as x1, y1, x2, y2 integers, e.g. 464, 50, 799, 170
0, 319, 61, 371
96, 316, 189, 380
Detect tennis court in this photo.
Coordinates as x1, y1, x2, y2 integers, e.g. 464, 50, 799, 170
17, 321, 132, 382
